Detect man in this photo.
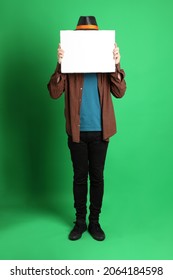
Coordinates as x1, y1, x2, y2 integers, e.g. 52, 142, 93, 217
47, 16, 126, 241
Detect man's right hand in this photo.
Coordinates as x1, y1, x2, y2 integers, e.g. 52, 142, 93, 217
57, 44, 64, 64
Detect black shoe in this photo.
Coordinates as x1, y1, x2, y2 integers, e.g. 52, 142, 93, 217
68, 221, 87, 240
88, 222, 105, 241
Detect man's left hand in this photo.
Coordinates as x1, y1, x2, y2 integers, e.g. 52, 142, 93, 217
113, 43, 121, 65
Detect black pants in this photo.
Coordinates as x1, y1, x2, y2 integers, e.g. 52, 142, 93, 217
68, 131, 108, 222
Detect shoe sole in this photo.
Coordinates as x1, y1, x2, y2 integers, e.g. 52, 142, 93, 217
68, 228, 87, 241
88, 230, 105, 241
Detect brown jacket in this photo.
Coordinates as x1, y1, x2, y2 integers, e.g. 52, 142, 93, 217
47, 63, 126, 142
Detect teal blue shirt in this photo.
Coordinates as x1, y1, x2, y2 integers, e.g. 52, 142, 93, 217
80, 73, 102, 131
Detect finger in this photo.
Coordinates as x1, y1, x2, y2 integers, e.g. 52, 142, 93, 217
113, 46, 119, 52
114, 46, 119, 52
113, 49, 120, 56
58, 48, 64, 53
58, 44, 62, 52
58, 50, 64, 56
113, 53, 120, 59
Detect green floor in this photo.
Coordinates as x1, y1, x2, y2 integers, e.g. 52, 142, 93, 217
0, 200, 173, 260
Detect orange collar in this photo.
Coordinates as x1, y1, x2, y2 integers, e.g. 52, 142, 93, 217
76, 25, 99, 30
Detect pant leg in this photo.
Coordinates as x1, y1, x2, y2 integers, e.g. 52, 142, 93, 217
88, 132, 109, 222
68, 134, 88, 221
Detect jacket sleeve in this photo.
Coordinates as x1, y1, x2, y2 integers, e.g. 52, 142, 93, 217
47, 63, 67, 99
109, 63, 126, 98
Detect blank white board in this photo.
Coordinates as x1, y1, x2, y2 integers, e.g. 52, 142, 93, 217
60, 30, 115, 73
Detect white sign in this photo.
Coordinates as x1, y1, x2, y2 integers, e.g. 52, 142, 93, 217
60, 30, 115, 73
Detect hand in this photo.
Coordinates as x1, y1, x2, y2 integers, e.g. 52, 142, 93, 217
57, 44, 64, 64
113, 43, 121, 65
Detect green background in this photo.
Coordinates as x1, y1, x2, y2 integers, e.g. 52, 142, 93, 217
1, 0, 173, 260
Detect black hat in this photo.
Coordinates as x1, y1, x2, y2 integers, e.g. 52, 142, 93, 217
76, 16, 99, 30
